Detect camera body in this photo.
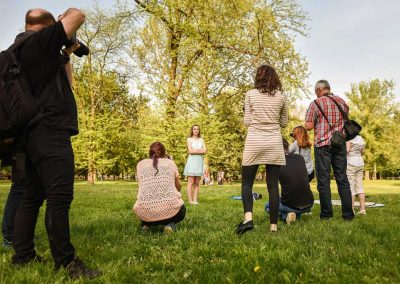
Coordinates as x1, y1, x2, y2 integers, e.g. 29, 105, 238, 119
65, 34, 89, 57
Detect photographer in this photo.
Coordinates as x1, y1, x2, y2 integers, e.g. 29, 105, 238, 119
10, 8, 101, 279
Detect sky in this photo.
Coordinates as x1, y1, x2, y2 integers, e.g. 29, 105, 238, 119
1, 0, 399, 105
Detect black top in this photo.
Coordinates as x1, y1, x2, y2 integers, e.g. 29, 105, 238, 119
280, 154, 314, 209
17, 21, 78, 135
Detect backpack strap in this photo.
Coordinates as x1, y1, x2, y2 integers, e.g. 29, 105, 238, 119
8, 31, 35, 51
314, 100, 333, 131
324, 94, 350, 121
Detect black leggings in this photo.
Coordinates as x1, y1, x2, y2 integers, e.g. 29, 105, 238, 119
141, 205, 186, 226
242, 165, 280, 224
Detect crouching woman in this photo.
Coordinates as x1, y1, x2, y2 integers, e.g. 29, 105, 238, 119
133, 142, 186, 233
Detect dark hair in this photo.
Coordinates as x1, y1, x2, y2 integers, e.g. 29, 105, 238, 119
292, 126, 312, 148
25, 9, 56, 26
254, 65, 282, 94
282, 138, 289, 152
149, 142, 166, 176
189, 125, 201, 138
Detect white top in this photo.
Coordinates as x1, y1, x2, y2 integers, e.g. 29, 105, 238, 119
347, 135, 366, 167
288, 140, 313, 174
188, 137, 204, 151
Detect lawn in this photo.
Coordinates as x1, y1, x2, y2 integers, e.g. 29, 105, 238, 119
0, 180, 399, 283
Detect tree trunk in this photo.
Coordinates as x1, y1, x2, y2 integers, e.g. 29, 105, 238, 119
373, 163, 377, 180
364, 170, 370, 180
87, 54, 96, 185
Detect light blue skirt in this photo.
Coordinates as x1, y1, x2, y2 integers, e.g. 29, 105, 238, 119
183, 154, 204, 177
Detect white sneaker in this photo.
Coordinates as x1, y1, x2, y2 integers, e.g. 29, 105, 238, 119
286, 212, 296, 224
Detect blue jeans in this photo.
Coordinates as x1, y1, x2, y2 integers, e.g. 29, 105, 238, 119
2, 180, 27, 242
314, 145, 354, 220
265, 202, 313, 221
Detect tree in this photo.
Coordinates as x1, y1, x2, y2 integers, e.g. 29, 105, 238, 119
130, 0, 309, 126
346, 79, 400, 179
72, 6, 141, 183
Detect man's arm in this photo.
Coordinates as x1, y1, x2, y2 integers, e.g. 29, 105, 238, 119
304, 102, 315, 130
59, 8, 85, 39
63, 42, 80, 85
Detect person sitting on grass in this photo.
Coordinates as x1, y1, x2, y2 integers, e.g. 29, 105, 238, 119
265, 138, 314, 224
133, 142, 185, 233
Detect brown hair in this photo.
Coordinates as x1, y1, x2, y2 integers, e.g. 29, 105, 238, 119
292, 126, 312, 148
149, 142, 166, 176
25, 9, 56, 26
189, 125, 201, 138
254, 65, 282, 94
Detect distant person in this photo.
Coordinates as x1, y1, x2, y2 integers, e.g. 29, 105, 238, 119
289, 126, 314, 182
346, 135, 366, 214
134, 142, 185, 233
265, 139, 314, 224
305, 80, 354, 220
217, 171, 224, 185
183, 125, 206, 204
236, 65, 288, 234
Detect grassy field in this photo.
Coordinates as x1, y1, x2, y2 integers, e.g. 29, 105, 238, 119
0, 180, 399, 283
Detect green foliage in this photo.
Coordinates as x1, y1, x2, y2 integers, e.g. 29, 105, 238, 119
346, 79, 400, 176
1, 180, 400, 282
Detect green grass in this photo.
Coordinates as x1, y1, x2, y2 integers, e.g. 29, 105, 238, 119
0, 180, 399, 283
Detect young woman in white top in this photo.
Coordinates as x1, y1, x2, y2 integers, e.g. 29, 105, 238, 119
346, 135, 366, 214
183, 125, 207, 204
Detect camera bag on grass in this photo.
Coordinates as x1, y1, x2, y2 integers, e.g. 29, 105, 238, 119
0, 33, 39, 167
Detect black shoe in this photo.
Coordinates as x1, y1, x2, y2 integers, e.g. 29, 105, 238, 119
236, 220, 254, 235
65, 257, 102, 280
11, 253, 44, 266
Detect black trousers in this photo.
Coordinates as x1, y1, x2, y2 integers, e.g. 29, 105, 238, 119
241, 165, 280, 224
314, 145, 354, 220
12, 127, 75, 266
141, 205, 186, 226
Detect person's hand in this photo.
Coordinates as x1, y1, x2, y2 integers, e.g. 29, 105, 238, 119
64, 42, 80, 56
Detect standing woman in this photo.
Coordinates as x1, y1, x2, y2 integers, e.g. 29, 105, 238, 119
289, 126, 315, 182
237, 65, 288, 234
183, 125, 207, 204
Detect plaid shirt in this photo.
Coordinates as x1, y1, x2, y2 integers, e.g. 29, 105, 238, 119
305, 94, 349, 147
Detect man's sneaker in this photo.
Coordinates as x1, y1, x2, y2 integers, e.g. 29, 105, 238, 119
164, 222, 177, 234
2, 239, 12, 250
236, 220, 254, 235
286, 212, 296, 224
65, 257, 102, 280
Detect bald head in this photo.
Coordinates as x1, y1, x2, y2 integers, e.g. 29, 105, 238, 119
25, 8, 56, 31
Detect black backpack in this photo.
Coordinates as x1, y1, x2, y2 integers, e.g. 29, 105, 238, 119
0, 33, 40, 166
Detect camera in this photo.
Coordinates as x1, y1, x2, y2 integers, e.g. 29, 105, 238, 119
65, 34, 89, 57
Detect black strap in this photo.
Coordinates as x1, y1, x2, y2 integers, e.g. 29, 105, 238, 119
314, 100, 333, 131
8, 31, 35, 51
324, 95, 349, 121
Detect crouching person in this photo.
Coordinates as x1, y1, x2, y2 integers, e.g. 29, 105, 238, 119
133, 142, 186, 233
265, 138, 314, 224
